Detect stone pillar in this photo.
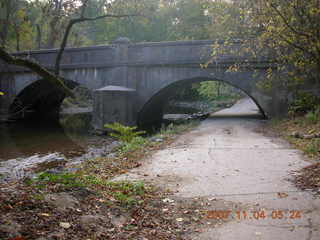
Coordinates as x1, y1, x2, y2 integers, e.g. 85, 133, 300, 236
111, 37, 134, 88
92, 85, 137, 131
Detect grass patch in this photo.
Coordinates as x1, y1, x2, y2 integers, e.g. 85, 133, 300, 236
29, 171, 151, 208
117, 136, 148, 154
83, 176, 149, 207
305, 139, 320, 156
29, 172, 85, 189
271, 114, 320, 159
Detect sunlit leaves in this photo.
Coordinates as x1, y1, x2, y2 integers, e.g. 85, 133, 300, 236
206, 0, 320, 90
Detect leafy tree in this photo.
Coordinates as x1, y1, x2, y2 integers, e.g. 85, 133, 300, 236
252, 0, 320, 88
198, 81, 240, 100
205, 0, 320, 93
0, 0, 32, 50
0, 0, 146, 96
170, 0, 211, 40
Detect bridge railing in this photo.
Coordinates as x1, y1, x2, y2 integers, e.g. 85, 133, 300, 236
0, 39, 274, 73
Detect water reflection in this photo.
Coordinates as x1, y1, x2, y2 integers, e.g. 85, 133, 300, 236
0, 113, 92, 161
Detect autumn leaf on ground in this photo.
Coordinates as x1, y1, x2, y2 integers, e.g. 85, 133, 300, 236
277, 192, 289, 198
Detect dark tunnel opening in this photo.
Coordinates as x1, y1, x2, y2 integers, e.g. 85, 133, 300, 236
9, 79, 79, 123
138, 77, 266, 128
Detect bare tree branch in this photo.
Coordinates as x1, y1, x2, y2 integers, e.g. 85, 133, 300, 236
54, 13, 141, 74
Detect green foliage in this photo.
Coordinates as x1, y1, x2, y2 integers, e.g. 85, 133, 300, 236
104, 122, 146, 143
305, 139, 320, 156
206, 0, 320, 91
107, 181, 146, 206
289, 92, 320, 115
31, 172, 84, 188
205, 0, 250, 39
0, 0, 223, 51
118, 136, 148, 153
31, 172, 148, 207
197, 81, 242, 101
84, 176, 147, 207
305, 110, 320, 124
253, 0, 320, 86
170, 0, 211, 40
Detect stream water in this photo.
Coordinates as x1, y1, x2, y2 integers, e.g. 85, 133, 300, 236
0, 100, 227, 181
0, 112, 117, 181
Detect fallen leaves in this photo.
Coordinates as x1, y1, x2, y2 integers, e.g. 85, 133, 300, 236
0, 180, 212, 240
293, 163, 320, 193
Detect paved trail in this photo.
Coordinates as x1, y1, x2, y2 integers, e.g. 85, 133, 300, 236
119, 98, 320, 240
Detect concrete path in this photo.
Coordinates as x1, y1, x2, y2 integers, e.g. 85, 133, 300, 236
118, 98, 320, 240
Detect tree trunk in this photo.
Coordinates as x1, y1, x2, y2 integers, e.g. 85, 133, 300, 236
36, 24, 42, 49
0, 0, 12, 48
14, 24, 20, 52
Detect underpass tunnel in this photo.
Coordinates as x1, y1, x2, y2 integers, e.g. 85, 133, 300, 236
138, 77, 266, 127
9, 79, 79, 122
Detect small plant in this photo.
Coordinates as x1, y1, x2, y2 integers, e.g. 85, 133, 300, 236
305, 139, 320, 156
290, 92, 320, 115
106, 181, 146, 206
305, 105, 320, 123
31, 172, 84, 188
305, 111, 319, 124
104, 122, 146, 143
84, 176, 147, 207
119, 136, 148, 153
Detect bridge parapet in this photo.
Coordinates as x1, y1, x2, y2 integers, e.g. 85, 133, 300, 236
0, 39, 274, 73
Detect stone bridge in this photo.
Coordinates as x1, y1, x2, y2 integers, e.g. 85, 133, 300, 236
0, 38, 287, 129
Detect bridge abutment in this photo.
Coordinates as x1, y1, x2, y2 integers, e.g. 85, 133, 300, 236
92, 86, 137, 131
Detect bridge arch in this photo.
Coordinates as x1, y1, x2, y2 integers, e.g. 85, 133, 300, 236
9, 78, 81, 122
137, 76, 266, 126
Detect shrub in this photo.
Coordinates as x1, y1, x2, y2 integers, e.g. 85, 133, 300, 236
290, 92, 320, 115
104, 122, 146, 143
305, 107, 320, 124
119, 136, 148, 153
305, 139, 320, 156
29, 172, 84, 189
